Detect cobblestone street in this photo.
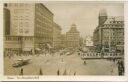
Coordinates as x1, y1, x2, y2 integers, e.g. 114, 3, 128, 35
4, 52, 118, 75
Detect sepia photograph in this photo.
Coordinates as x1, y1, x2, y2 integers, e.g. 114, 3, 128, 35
3, 1, 124, 76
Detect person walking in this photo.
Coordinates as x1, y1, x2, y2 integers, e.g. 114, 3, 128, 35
74, 72, 76, 75
84, 60, 86, 65
39, 68, 43, 75
20, 68, 24, 75
57, 69, 60, 75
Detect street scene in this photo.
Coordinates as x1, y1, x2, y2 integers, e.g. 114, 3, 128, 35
3, 2, 124, 75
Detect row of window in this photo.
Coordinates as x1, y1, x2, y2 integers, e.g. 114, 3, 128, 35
4, 48, 21, 51
35, 38, 52, 43
103, 36, 124, 38
8, 3, 31, 7
36, 19, 52, 29
23, 37, 33, 40
13, 21, 29, 27
36, 13, 52, 27
36, 8, 52, 21
103, 24, 124, 28
5, 37, 21, 41
35, 28, 52, 35
36, 4, 53, 20
103, 41, 124, 45
109, 21, 123, 24
5, 36, 34, 41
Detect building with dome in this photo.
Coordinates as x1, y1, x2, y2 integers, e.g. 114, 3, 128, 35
66, 24, 80, 48
93, 9, 124, 53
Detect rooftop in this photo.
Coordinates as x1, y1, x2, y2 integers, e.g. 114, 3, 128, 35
68, 24, 79, 33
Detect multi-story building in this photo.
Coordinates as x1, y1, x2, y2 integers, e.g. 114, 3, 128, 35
34, 3, 53, 50
66, 24, 80, 48
60, 34, 67, 49
4, 3, 54, 54
93, 9, 124, 53
53, 22, 62, 49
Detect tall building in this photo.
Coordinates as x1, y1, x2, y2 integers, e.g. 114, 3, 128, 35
4, 3, 54, 54
93, 9, 124, 53
53, 22, 62, 49
3, 4, 22, 55
66, 24, 80, 48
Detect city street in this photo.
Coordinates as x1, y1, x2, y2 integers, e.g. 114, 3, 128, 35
3, 3, 124, 76
4, 51, 118, 75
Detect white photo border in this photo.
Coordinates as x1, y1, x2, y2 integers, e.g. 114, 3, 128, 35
0, 0, 128, 81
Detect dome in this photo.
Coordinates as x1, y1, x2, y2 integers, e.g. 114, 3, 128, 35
68, 23, 79, 33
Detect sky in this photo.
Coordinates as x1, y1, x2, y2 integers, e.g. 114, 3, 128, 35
43, 1, 124, 37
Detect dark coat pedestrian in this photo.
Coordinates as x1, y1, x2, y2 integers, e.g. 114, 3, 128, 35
20, 68, 23, 75
84, 60, 86, 65
39, 68, 43, 75
74, 72, 76, 75
57, 69, 60, 75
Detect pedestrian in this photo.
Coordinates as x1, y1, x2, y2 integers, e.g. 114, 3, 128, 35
84, 60, 86, 65
78, 52, 80, 55
74, 72, 76, 75
20, 68, 24, 75
57, 69, 60, 75
39, 68, 43, 75
118, 64, 123, 75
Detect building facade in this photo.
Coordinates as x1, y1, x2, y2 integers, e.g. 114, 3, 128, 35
4, 3, 54, 54
93, 9, 124, 53
66, 24, 80, 48
34, 3, 53, 49
53, 22, 62, 49
60, 34, 67, 49
3, 7, 10, 36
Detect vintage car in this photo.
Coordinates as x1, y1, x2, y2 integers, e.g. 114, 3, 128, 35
12, 58, 31, 67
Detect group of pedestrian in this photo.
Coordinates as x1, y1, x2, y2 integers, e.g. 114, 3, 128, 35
19, 67, 44, 75
57, 69, 76, 75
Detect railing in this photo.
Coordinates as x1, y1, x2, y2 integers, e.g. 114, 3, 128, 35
80, 52, 123, 59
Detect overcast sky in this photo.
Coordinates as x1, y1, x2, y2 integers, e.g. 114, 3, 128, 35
43, 2, 124, 37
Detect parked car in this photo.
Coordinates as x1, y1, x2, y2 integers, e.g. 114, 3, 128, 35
12, 58, 31, 67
